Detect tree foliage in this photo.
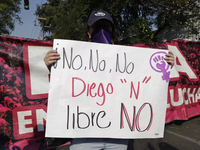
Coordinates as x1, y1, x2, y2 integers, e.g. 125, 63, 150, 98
35, 0, 199, 44
0, 0, 21, 35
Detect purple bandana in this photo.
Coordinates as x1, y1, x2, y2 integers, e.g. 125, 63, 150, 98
91, 26, 112, 44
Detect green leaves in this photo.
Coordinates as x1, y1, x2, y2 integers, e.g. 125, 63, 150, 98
35, 0, 199, 43
0, 0, 21, 35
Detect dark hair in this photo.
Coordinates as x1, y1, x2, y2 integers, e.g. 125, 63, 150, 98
83, 24, 120, 44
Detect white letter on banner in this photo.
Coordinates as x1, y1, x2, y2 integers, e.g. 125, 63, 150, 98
168, 45, 198, 81
170, 88, 184, 107
195, 87, 200, 102
36, 109, 47, 132
183, 88, 191, 105
187, 88, 196, 103
17, 110, 33, 134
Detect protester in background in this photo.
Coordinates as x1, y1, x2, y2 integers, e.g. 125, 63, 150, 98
44, 10, 174, 150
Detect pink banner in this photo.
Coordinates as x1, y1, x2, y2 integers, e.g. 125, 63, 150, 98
0, 35, 200, 149
133, 40, 200, 123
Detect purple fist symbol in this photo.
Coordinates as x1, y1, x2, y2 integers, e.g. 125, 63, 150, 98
150, 52, 170, 82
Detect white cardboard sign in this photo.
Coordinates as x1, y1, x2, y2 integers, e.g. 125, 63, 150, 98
46, 39, 170, 139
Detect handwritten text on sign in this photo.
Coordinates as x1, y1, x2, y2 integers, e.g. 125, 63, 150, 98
46, 39, 170, 139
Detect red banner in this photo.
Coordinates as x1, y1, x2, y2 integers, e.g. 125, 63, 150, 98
0, 35, 200, 149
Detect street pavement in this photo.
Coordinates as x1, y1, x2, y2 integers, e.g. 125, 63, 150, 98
53, 115, 200, 150
128, 115, 200, 150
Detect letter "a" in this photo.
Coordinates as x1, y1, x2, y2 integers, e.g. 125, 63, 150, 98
168, 45, 199, 81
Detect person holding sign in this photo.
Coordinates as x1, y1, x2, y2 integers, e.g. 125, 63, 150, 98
44, 10, 174, 150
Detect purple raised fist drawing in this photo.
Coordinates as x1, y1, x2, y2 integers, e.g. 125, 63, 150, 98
150, 52, 170, 82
